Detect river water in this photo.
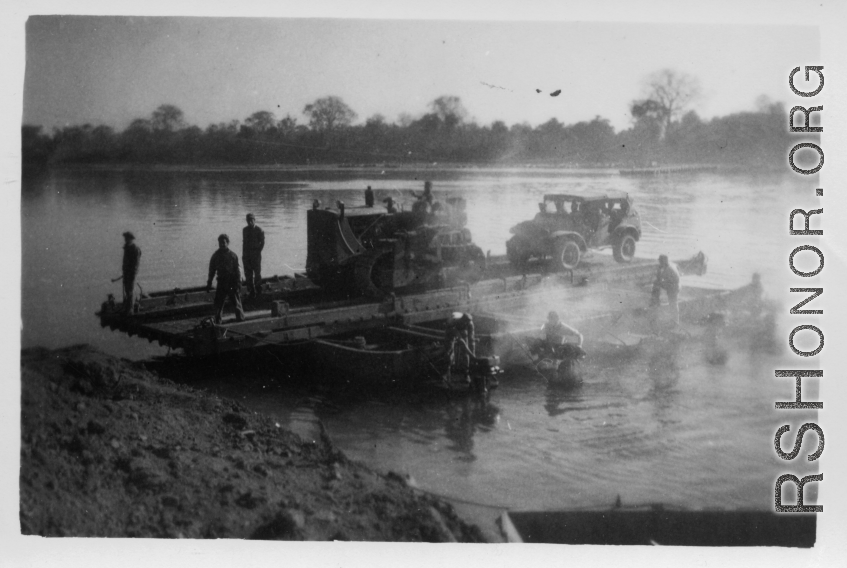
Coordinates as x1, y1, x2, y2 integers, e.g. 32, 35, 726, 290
21, 166, 819, 534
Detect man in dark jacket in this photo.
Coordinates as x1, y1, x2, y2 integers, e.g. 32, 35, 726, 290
121, 231, 141, 314
444, 312, 476, 384
207, 234, 245, 324
242, 213, 265, 298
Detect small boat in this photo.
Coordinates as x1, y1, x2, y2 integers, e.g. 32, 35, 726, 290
499, 505, 816, 546
309, 325, 501, 392
309, 326, 445, 387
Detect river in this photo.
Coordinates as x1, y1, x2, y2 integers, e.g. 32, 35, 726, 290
21, 166, 818, 537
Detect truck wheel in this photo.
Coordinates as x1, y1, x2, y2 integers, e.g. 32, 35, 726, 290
613, 234, 636, 263
506, 237, 531, 270
554, 238, 581, 271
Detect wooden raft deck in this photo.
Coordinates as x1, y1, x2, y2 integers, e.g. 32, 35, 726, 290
99, 255, 688, 357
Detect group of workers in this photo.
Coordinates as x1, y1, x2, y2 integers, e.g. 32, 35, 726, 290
119, 185, 681, 362
118, 213, 266, 324
442, 308, 584, 386
367, 180, 438, 218
330, 181, 435, 217
441, 251, 680, 383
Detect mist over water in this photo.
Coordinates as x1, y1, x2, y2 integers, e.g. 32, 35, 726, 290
21, 167, 815, 521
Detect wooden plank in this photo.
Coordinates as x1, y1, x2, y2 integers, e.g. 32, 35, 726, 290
100, 254, 706, 355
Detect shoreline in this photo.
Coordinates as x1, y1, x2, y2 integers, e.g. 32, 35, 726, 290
24, 161, 767, 175
19, 344, 487, 542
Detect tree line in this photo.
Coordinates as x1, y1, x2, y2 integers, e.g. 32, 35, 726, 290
22, 70, 800, 169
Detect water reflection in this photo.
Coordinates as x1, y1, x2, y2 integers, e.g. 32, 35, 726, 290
645, 341, 682, 426
544, 383, 585, 417
443, 396, 501, 462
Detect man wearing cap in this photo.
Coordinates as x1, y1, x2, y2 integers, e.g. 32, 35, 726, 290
207, 234, 245, 324
651, 254, 681, 327
121, 231, 141, 314
242, 213, 265, 298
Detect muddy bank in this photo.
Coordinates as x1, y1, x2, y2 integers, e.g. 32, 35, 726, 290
19, 345, 485, 541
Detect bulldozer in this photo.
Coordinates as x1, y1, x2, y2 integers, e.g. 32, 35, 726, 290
306, 196, 486, 297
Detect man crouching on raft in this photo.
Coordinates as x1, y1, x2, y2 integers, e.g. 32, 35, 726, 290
533, 311, 584, 360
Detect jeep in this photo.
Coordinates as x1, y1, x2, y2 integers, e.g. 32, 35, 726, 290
505, 192, 642, 271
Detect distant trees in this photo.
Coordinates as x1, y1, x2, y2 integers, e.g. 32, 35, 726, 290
276, 115, 298, 137
22, 84, 795, 169
150, 104, 185, 132
429, 96, 468, 130
245, 111, 276, 134
46, 123, 117, 163
303, 96, 357, 134
631, 69, 701, 139
22, 125, 54, 166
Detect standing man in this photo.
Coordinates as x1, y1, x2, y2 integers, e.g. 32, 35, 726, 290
650, 254, 681, 328
410, 181, 434, 223
120, 231, 141, 314
242, 213, 265, 298
412, 180, 434, 204
444, 312, 476, 384
364, 185, 374, 207
207, 234, 245, 324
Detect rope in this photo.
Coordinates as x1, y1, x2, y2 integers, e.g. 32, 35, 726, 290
421, 350, 449, 385
212, 326, 309, 368
358, 213, 388, 241
642, 220, 668, 234
597, 311, 628, 346
217, 329, 308, 369
411, 485, 686, 513
222, 326, 311, 347
410, 485, 510, 511
505, 332, 548, 381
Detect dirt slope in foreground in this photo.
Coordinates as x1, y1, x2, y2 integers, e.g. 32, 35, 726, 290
19, 345, 485, 542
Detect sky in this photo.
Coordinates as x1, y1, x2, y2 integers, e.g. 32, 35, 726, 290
23, 16, 819, 133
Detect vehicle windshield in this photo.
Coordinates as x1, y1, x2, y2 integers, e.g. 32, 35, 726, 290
541, 196, 631, 216
542, 198, 578, 214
